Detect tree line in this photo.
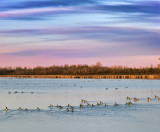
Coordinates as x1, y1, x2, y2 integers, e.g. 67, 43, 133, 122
0, 63, 160, 75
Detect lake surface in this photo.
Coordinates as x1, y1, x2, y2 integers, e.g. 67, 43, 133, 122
0, 78, 160, 132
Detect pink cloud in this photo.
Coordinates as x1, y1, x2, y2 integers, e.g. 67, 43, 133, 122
0, 7, 73, 18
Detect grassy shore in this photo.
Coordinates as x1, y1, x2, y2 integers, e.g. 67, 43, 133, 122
0, 75, 160, 79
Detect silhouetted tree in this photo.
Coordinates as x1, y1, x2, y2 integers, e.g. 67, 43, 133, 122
0, 62, 160, 75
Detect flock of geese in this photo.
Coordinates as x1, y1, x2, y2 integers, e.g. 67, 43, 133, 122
8, 91, 34, 94
2, 95, 160, 112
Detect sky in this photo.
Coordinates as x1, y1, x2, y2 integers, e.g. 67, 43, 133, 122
0, 0, 160, 67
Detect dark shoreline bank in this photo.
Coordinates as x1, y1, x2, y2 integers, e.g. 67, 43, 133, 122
0, 75, 160, 79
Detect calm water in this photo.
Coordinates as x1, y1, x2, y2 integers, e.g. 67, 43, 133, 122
0, 78, 160, 132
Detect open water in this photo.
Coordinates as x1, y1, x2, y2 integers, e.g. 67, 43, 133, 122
0, 78, 160, 132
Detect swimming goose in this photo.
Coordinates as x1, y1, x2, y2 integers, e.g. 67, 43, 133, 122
92, 104, 95, 107
37, 107, 40, 111
127, 96, 131, 100
80, 106, 83, 109
18, 107, 22, 111
67, 104, 71, 107
147, 97, 151, 102
97, 103, 100, 106
66, 108, 69, 112
5, 107, 8, 112
134, 97, 139, 102
59, 106, 63, 109
104, 103, 108, 107
115, 102, 119, 106
25, 108, 28, 111
81, 99, 87, 103
14, 91, 18, 94
100, 101, 103, 105
49, 104, 53, 108
155, 95, 158, 99
127, 101, 133, 105
71, 106, 75, 110
80, 104, 84, 107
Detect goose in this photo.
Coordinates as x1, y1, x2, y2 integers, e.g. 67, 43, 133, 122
127, 101, 133, 105
80, 106, 83, 109
49, 104, 53, 108
115, 102, 119, 106
71, 106, 75, 110
18, 107, 22, 111
5, 107, 8, 112
155, 95, 158, 99
80, 104, 84, 107
97, 103, 100, 106
127, 96, 131, 100
59, 106, 63, 109
92, 104, 95, 107
104, 103, 108, 107
147, 97, 151, 102
100, 101, 103, 105
25, 108, 28, 111
81, 99, 87, 103
67, 104, 71, 107
57, 105, 62, 108
134, 97, 139, 102
37, 107, 40, 111
14, 91, 18, 94
66, 108, 69, 112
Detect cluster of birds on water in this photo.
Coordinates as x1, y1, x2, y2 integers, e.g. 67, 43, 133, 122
2, 95, 160, 113
125, 95, 160, 105
8, 91, 34, 94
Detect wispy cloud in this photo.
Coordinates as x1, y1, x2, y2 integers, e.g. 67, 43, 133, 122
1, 41, 159, 58
87, 1, 160, 15
1, 25, 160, 58
1, 26, 159, 34
0, 0, 159, 20
0, 7, 73, 18
1, 26, 160, 48
0, 0, 96, 11
0, 0, 159, 67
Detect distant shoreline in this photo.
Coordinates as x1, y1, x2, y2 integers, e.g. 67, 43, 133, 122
0, 75, 160, 79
